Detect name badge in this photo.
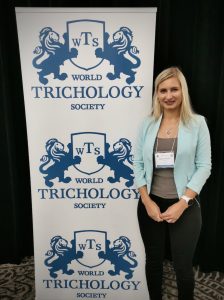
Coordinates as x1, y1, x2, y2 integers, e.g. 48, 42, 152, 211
155, 151, 175, 168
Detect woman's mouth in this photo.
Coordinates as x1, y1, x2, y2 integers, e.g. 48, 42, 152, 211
164, 100, 175, 105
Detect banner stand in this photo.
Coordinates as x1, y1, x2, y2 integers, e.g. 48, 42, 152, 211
15, 7, 157, 300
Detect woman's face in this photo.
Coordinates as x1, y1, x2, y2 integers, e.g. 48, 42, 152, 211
157, 77, 182, 112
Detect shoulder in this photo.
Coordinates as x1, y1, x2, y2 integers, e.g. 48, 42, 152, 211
135, 115, 154, 141
136, 115, 155, 136
139, 115, 156, 129
187, 114, 207, 128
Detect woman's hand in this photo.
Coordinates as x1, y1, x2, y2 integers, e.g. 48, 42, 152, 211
143, 197, 164, 222
160, 200, 188, 223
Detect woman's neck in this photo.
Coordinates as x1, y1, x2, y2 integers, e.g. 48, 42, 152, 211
163, 110, 181, 120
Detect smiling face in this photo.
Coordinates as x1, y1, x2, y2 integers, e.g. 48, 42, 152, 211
157, 77, 182, 113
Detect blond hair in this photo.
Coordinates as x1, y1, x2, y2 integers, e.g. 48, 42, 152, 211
152, 67, 194, 123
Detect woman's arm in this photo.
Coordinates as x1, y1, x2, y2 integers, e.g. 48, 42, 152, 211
161, 116, 211, 223
134, 118, 163, 222
186, 117, 212, 193
139, 185, 163, 222
160, 188, 197, 223
133, 118, 149, 189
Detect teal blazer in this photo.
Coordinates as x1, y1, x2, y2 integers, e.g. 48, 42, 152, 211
133, 114, 211, 198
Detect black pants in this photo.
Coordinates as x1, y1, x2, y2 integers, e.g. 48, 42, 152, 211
138, 194, 202, 300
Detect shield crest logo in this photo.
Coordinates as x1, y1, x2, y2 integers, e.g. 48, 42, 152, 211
67, 19, 105, 70
72, 132, 106, 175
75, 230, 106, 268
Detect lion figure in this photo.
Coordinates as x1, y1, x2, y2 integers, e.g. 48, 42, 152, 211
95, 27, 141, 84
39, 138, 81, 187
97, 138, 134, 187
32, 27, 78, 84
98, 236, 138, 279
112, 27, 133, 55
44, 235, 83, 278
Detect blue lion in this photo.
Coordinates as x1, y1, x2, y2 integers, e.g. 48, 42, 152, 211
97, 138, 134, 187
39, 138, 81, 187
95, 27, 141, 84
98, 236, 138, 279
44, 236, 83, 278
32, 27, 78, 84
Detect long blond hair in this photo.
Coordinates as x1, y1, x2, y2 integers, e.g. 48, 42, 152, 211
152, 67, 195, 123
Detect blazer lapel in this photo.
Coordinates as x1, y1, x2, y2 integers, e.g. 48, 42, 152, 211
175, 120, 190, 165
145, 115, 162, 159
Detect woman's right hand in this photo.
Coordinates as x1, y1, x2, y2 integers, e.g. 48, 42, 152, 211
143, 197, 163, 222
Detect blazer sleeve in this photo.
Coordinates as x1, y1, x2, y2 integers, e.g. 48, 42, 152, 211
186, 117, 212, 194
133, 118, 149, 189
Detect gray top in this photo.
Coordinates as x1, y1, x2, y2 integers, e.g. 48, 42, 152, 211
151, 138, 178, 199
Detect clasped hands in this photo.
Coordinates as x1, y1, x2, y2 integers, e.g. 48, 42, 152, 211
144, 198, 188, 223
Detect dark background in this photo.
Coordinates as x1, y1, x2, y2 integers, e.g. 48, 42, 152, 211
1, 0, 223, 272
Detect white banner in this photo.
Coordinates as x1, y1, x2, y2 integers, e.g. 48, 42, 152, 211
15, 7, 156, 300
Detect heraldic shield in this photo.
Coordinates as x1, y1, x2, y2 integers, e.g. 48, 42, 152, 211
67, 19, 105, 70
74, 230, 106, 268
72, 132, 106, 175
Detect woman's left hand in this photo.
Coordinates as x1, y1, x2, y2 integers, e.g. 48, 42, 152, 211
160, 200, 188, 223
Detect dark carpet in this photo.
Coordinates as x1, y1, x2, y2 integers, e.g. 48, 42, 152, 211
0, 257, 223, 299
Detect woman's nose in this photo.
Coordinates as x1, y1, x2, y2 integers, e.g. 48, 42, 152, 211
166, 90, 173, 99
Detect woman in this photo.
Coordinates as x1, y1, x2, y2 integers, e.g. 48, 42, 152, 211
133, 67, 211, 300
